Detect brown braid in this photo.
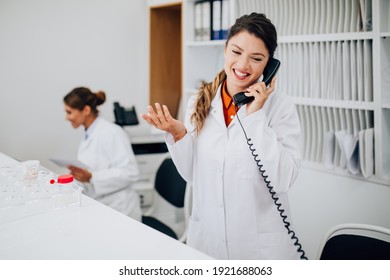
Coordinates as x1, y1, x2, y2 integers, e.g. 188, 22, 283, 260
190, 70, 227, 134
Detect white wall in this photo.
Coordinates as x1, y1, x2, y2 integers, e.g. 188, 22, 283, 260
0, 0, 148, 174
289, 167, 390, 259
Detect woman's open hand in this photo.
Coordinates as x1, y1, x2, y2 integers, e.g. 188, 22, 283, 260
141, 103, 186, 142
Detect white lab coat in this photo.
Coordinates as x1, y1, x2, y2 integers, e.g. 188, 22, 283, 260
166, 85, 302, 259
77, 117, 141, 221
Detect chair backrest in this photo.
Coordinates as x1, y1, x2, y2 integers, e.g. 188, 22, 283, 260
154, 158, 186, 208
317, 223, 390, 260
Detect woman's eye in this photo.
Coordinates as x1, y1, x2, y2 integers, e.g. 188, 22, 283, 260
252, 57, 261, 62
232, 50, 240, 55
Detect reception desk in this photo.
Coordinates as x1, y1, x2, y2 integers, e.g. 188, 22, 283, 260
0, 153, 211, 260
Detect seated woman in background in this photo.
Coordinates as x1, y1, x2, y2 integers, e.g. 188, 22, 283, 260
63, 87, 141, 221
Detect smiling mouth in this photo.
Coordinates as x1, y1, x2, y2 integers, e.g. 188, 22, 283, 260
234, 69, 250, 78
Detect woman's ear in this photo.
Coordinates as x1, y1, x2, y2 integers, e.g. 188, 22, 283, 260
83, 105, 92, 116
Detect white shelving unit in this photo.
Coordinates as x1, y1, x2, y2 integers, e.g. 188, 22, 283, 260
182, 0, 390, 186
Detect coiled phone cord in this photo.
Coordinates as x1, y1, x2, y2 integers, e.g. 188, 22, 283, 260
235, 110, 308, 260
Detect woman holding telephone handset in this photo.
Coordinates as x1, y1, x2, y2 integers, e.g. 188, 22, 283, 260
142, 13, 302, 259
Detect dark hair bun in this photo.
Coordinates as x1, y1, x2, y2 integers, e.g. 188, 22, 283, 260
95, 91, 106, 106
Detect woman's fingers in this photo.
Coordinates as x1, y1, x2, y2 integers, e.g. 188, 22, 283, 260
147, 104, 163, 127
158, 104, 176, 131
142, 104, 186, 142
247, 77, 276, 98
141, 111, 157, 127
245, 77, 278, 115
162, 105, 173, 121
140, 106, 160, 128
247, 83, 266, 98
154, 103, 168, 126
141, 103, 174, 131
266, 76, 277, 94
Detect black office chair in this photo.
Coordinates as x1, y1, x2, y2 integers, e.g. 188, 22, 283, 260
317, 223, 390, 260
141, 157, 189, 241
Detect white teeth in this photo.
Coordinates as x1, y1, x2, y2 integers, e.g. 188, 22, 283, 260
234, 69, 248, 77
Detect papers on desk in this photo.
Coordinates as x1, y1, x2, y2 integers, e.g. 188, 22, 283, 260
50, 158, 89, 169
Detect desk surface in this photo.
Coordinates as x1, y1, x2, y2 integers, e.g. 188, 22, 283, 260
123, 124, 165, 144
0, 153, 211, 260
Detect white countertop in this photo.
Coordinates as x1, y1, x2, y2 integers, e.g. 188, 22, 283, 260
0, 153, 211, 260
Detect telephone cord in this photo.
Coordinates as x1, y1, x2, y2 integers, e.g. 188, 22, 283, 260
235, 110, 308, 260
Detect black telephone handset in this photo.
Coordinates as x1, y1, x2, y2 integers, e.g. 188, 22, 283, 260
114, 102, 125, 125
233, 58, 281, 106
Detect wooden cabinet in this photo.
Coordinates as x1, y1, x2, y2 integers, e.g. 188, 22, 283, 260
149, 1, 182, 119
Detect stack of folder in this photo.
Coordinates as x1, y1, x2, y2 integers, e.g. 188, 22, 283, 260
194, 0, 230, 41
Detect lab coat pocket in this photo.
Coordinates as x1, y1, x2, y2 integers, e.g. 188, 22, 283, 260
256, 232, 299, 260
186, 218, 206, 252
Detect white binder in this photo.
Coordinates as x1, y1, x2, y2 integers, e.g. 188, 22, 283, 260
201, 0, 211, 41
221, 0, 229, 39
212, 0, 222, 40
194, 1, 203, 41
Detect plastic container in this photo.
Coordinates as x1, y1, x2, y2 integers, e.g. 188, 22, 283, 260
0, 167, 82, 224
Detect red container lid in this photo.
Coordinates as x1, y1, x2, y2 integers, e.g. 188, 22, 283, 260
57, 174, 74, 184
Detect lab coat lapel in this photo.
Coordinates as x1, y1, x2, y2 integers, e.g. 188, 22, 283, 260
79, 122, 99, 151
230, 105, 246, 127
80, 117, 101, 150
79, 133, 93, 151
210, 86, 226, 128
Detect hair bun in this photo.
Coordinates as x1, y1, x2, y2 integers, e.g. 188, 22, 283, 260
95, 90, 106, 105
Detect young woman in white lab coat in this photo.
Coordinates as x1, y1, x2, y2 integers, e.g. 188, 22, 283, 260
64, 87, 141, 222
142, 13, 302, 259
